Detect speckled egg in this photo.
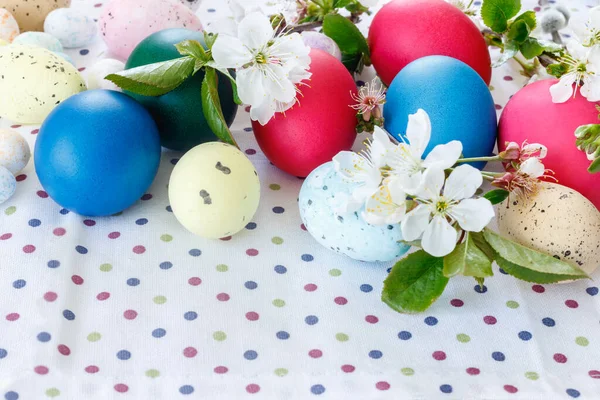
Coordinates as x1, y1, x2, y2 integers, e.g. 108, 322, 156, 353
86, 58, 125, 91
100, 0, 203, 61
0, 129, 30, 175
44, 8, 97, 48
0, 45, 87, 124
169, 142, 261, 239
497, 182, 600, 276
0, 8, 19, 42
13, 31, 63, 52
0, 0, 71, 32
299, 162, 411, 263
0, 165, 16, 204
177, 0, 201, 11
54, 51, 74, 65
301, 31, 342, 61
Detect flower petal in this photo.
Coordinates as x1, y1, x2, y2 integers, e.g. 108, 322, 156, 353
422, 215, 458, 257
249, 97, 277, 125
448, 198, 495, 232
370, 126, 394, 167
238, 12, 274, 49
364, 183, 406, 226
522, 143, 547, 159
549, 74, 577, 103
423, 140, 463, 169
236, 67, 268, 107
581, 75, 600, 102
405, 109, 431, 159
262, 63, 297, 103
443, 164, 483, 201
409, 165, 445, 199
401, 204, 431, 241
212, 35, 253, 69
519, 157, 545, 178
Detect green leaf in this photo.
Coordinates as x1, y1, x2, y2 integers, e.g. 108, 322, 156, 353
589, 157, 600, 173
481, 0, 521, 32
507, 19, 530, 44
201, 67, 238, 147
333, 0, 354, 7
106, 56, 195, 96
443, 232, 494, 278
547, 63, 568, 78
484, 189, 510, 205
175, 40, 208, 61
513, 10, 536, 30
483, 229, 589, 278
496, 256, 586, 283
492, 40, 519, 67
519, 37, 545, 59
204, 32, 217, 50
323, 14, 370, 72
382, 250, 449, 314
208, 64, 242, 105
470, 231, 496, 261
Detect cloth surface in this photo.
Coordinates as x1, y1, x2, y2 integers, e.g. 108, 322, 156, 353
1, 0, 600, 399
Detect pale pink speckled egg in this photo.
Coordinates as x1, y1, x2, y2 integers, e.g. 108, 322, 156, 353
99, 0, 203, 61
0, 8, 19, 42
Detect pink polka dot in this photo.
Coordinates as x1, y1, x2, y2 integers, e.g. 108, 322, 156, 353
183, 347, 197, 358
432, 351, 446, 361
589, 370, 600, 379
450, 299, 464, 307
6, 313, 19, 321
141, 194, 153, 201
34, 366, 49, 375
83, 219, 96, 227
188, 277, 202, 286
376, 381, 390, 391
554, 353, 567, 363
71, 275, 84, 285
44, 292, 58, 302
85, 365, 99, 374
504, 385, 518, 394
246, 248, 259, 256
246, 312, 259, 321
483, 315, 497, 325
23, 245, 36, 253
10, 125, 20, 129
300, 224, 307, 231
244, 106, 251, 112
0, 233, 12, 240
217, 293, 230, 302
53, 228, 66, 236
97, 292, 110, 301
532, 285, 545, 293
31, 129, 39, 135
466, 367, 480, 375
108, 232, 121, 239
246, 384, 260, 394
503, 76, 513, 81
37, 190, 48, 198
132, 245, 146, 254
565, 300, 579, 308
304, 283, 317, 292
365, 315, 379, 324
114, 384, 128, 393
309, 349, 323, 358
15, 174, 26, 182
334, 296, 348, 305
123, 310, 138, 320
214, 366, 228, 374
341, 364, 355, 373
57, 344, 71, 356
220, 236, 232, 241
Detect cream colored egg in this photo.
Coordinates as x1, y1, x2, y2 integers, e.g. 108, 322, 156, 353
497, 182, 600, 276
0, 38, 7, 46
0, 44, 87, 124
169, 142, 261, 239
0, 8, 19, 42
0, 0, 71, 32
0, 129, 30, 175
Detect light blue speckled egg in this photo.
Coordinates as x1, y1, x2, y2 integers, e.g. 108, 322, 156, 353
12, 32, 63, 52
0, 165, 16, 204
54, 51, 75, 66
44, 8, 97, 49
299, 162, 410, 263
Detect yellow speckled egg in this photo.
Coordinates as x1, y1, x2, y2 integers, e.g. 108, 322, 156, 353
497, 182, 600, 276
0, 129, 30, 175
0, 38, 7, 46
0, 44, 87, 124
0, 0, 71, 32
169, 142, 261, 239
0, 8, 19, 42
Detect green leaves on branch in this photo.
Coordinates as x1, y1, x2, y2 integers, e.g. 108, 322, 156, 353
484, 189, 510, 205
443, 232, 494, 278
575, 124, 600, 173
202, 68, 238, 147
300, 0, 372, 23
481, 0, 521, 33
322, 13, 371, 73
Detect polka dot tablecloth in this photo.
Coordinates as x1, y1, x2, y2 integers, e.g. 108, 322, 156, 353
1, 0, 600, 399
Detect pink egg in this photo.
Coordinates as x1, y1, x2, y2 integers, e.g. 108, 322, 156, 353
498, 79, 600, 209
99, 0, 202, 61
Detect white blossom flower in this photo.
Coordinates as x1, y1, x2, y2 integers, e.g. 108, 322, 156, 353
363, 178, 407, 225
401, 165, 495, 257
350, 79, 386, 121
572, 5, 600, 47
550, 40, 600, 103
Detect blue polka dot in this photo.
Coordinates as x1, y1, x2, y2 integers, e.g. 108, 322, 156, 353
127, 278, 140, 286
245, 222, 257, 230
4, 392, 18, 400
492, 351, 505, 361
179, 385, 194, 395
566, 388, 581, 398
244, 350, 258, 360
166, 206, 172, 212
152, 328, 166, 338
245, 281, 258, 290
184, 311, 197, 321
159, 261, 173, 270
117, 350, 131, 360
301, 254, 314, 262
276, 331, 290, 340
75, 245, 88, 254
587, 287, 598, 296
37, 332, 51, 342
474, 284, 487, 293
47, 260, 60, 268
274, 265, 287, 274
28, 219, 41, 227
440, 385, 453, 394
424, 316, 438, 326
542, 317, 556, 327
189, 249, 201, 257
243, 127, 253, 132
398, 331, 412, 340
63, 310, 75, 320
273, 206, 285, 214
305, 315, 319, 325
79, 49, 89, 55
12, 279, 26, 289
518, 331, 532, 341
369, 350, 383, 359
360, 284, 373, 293
59, 208, 70, 215
386, 267, 392, 273
498, 268, 508, 275
0, 349, 7, 358
135, 218, 148, 225
311, 385, 325, 395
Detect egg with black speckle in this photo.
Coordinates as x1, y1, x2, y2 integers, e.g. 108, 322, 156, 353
169, 142, 261, 239
0, 8, 19, 42
0, 0, 71, 32
0, 129, 30, 175
0, 165, 16, 204
44, 8, 97, 48
177, 0, 201, 11
497, 182, 600, 277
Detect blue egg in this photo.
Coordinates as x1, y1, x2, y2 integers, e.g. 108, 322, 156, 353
299, 162, 410, 263
384, 56, 497, 169
35, 90, 161, 216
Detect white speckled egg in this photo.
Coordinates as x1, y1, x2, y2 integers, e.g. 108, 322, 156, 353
0, 45, 87, 124
86, 58, 125, 91
301, 31, 342, 61
0, 0, 71, 32
497, 182, 600, 276
299, 162, 411, 262
13, 31, 63, 52
54, 51, 74, 65
0, 8, 19, 42
177, 0, 201, 11
0, 129, 30, 175
0, 165, 16, 204
44, 8, 97, 48
169, 142, 261, 239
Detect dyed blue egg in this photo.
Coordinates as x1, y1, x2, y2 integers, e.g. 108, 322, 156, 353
384, 56, 497, 169
35, 90, 161, 216
299, 162, 410, 263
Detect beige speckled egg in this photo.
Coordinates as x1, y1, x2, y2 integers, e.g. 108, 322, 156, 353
0, 44, 87, 124
497, 182, 600, 276
0, 8, 19, 42
0, 129, 30, 175
0, 0, 71, 32
169, 142, 261, 239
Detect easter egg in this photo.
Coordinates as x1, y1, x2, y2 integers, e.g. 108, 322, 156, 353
54, 51, 74, 65
0, 8, 19, 42
13, 31, 63, 52
498, 79, 600, 209
252, 49, 358, 178
126, 28, 237, 151
0, 129, 30, 175
35, 90, 161, 216
86, 58, 125, 91
0, 38, 7, 46
384, 56, 497, 168
299, 162, 411, 262
44, 8, 97, 48
168, 142, 261, 239
0, 0, 71, 32
369, 0, 491, 86
0, 45, 86, 124
177, 0, 201, 11
497, 182, 600, 277
0, 165, 16, 204
301, 31, 342, 61
100, 0, 203, 61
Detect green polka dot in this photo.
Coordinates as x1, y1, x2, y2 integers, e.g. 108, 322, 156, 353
145, 369, 160, 378
456, 333, 471, 343
45, 388, 60, 397
213, 331, 227, 341
335, 333, 349, 342
576, 336, 589, 346
525, 371, 539, 380
271, 236, 284, 245
99, 263, 112, 272
329, 268, 342, 277
506, 300, 519, 309
401, 367, 415, 376
153, 295, 167, 304
160, 234, 173, 242
216, 264, 228, 272
269, 184, 281, 191
4, 206, 16, 215
87, 332, 101, 342
274, 368, 288, 377
272, 299, 285, 307
489, 85, 495, 91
